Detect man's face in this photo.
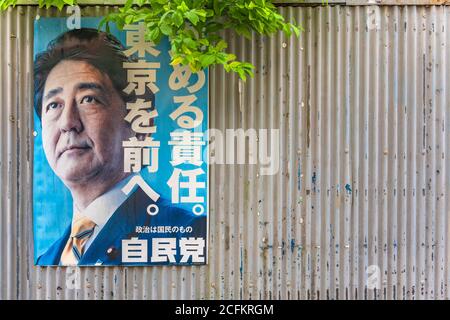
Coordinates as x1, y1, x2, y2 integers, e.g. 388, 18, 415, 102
41, 60, 132, 186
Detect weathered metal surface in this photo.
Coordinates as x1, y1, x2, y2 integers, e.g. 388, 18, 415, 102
13, 1, 344, 5
13, 0, 450, 6
346, 0, 448, 6
0, 5, 449, 299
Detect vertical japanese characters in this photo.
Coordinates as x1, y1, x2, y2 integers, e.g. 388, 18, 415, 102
167, 57, 207, 218
122, 22, 161, 181
119, 22, 208, 265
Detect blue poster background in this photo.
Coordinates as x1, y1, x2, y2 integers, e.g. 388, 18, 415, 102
33, 18, 208, 261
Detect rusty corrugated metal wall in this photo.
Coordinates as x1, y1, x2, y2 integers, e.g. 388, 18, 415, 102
0, 4, 449, 300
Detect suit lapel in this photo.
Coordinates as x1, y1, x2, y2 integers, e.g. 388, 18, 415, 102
36, 225, 71, 266
79, 188, 154, 265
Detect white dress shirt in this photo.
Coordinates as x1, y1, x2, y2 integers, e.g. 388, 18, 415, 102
71, 173, 136, 252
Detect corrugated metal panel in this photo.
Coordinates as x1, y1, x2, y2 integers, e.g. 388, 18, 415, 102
347, 0, 449, 5
14, 0, 450, 5
0, 5, 449, 300
13, 1, 343, 5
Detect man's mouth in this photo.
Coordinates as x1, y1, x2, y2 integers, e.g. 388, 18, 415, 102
58, 144, 91, 158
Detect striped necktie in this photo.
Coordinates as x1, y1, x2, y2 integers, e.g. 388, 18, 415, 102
60, 216, 96, 266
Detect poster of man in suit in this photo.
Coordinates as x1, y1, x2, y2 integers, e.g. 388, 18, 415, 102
33, 18, 208, 266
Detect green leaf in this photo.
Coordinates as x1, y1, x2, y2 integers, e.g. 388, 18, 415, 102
185, 10, 199, 26
98, 17, 107, 30
125, 14, 134, 25
205, 9, 215, 17
291, 25, 299, 38
290, 23, 303, 38
228, 61, 241, 69
54, 0, 65, 10
235, 24, 252, 39
171, 56, 184, 66
0, 0, 17, 10
213, 0, 221, 14
237, 69, 246, 81
90, 0, 301, 81
198, 38, 209, 46
215, 40, 228, 52
225, 53, 236, 62
199, 54, 216, 67
148, 27, 160, 42
183, 37, 197, 49
124, 0, 133, 11
159, 23, 172, 35
192, 8, 207, 18
177, 1, 189, 13
172, 11, 184, 27
37, 0, 67, 10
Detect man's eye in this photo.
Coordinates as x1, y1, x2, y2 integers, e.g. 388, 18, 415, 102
80, 96, 99, 104
46, 102, 60, 111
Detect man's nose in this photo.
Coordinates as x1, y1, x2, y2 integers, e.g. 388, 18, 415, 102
59, 99, 83, 133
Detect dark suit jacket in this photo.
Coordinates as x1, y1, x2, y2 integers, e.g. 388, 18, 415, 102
36, 188, 207, 266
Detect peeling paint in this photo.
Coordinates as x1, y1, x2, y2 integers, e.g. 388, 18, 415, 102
345, 184, 352, 194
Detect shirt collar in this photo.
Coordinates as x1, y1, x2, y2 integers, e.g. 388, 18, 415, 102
72, 173, 137, 229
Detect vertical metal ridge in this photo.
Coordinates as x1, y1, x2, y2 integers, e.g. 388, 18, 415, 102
5, 6, 18, 300
303, 5, 313, 300
0, 7, 5, 302
444, 5, 450, 301
350, 6, 360, 300
408, 5, 418, 300
434, 5, 446, 300
380, 5, 390, 300
445, 5, 450, 300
